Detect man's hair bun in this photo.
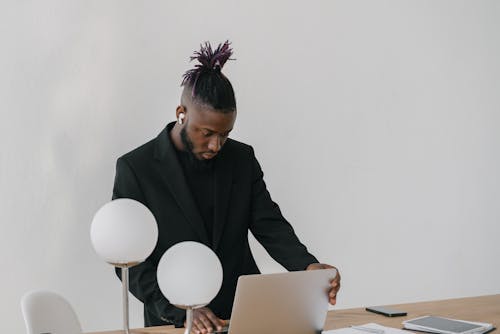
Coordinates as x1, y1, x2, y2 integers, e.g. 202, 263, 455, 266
180, 41, 236, 112
182, 40, 234, 87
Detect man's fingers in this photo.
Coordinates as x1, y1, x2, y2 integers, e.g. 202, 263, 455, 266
190, 307, 224, 334
329, 287, 339, 298
197, 312, 217, 333
330, 272, 341, 284
330, 273, 341, 295
329, 279, 341, 294
191, 319, 202, 334
204, 310, 224, 330
199, 307, 224, 329
306, 263, 341, 305
307, 263, 335, 271
191, 313, 206, 333
328, 275, 340, 306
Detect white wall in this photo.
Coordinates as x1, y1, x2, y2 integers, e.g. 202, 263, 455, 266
1, 1, 499, 333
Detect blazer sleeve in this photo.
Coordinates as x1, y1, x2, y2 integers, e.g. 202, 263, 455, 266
248, 148, 319, 271
112, 157, 186, 327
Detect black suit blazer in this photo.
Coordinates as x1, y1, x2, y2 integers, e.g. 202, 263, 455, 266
112, 123, 318, 327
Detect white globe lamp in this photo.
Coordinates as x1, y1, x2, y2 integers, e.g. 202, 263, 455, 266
90, 198, 158, 334
157, 241, 223, 334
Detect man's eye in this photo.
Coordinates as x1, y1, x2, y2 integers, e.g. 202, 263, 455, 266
202, 131, 213, 137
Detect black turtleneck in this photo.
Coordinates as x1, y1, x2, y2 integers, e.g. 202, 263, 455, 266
174, 149, 216, 245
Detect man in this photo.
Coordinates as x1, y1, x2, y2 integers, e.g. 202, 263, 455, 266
112, 41, 340, 334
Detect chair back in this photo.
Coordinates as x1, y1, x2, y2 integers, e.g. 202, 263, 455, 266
21, 290, 82, 334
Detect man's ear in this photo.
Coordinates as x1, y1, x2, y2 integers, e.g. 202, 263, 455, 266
176, 105, 186, 119
176, 105, 188, 124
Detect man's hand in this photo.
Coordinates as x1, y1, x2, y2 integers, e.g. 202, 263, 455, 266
306, 263, 341, 305
185, 307, 226, 334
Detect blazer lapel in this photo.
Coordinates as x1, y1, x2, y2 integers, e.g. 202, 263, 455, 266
212, 146, 234, 250
154, 124, 210, 245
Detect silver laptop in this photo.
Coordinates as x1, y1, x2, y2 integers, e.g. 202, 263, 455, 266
224, 268, 336, 334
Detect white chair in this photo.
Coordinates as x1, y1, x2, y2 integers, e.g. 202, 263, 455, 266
21, 290, 82, 334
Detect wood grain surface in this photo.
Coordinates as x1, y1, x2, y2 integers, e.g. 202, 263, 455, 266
88, 294, 500, 334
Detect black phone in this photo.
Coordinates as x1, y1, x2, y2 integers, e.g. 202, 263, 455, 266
366, 306, 407, 317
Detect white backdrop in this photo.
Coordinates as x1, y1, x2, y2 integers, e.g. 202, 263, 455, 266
1, 1, 499, 333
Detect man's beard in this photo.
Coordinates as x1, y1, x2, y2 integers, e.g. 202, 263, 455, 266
180, 125, 215, 171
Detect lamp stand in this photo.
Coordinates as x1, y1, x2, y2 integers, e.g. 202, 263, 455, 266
122, 266, 130, 334
184, 307, 193, 334
173, 304, 205, 334
110, 262, 139, 334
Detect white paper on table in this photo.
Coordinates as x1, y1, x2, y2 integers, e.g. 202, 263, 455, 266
323, 322, 414, 334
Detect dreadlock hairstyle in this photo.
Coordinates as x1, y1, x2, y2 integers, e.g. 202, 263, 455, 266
181, 40, 236, 113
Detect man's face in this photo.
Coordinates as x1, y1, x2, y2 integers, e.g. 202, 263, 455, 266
180, 104, 236, 161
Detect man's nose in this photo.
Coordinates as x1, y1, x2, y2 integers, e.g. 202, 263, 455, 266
208, 136, 222, 152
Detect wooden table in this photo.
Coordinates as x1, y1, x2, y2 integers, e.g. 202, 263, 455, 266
89, 294, 500, 334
